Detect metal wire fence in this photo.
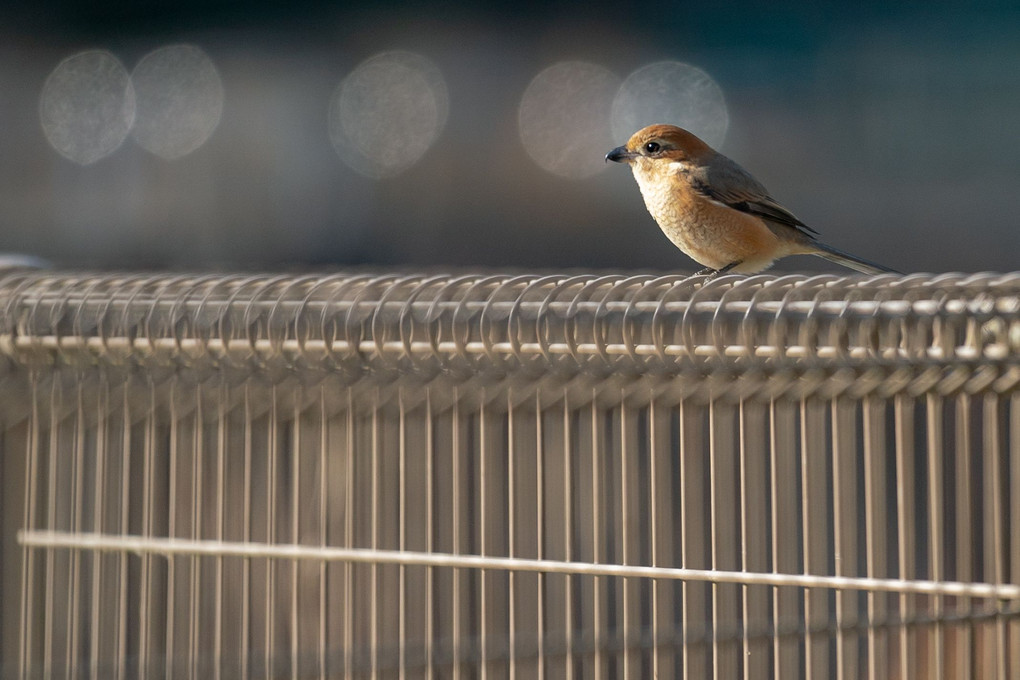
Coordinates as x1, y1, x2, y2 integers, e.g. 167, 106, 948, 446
1, 269, 1018, 678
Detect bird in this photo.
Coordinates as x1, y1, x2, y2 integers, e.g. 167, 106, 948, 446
606, 124, 899, 276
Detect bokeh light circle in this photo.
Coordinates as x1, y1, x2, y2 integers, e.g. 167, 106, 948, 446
329, 51, 449, 178
130, 44, 224, 159
39, 50, 135, 165
610, 61, 728, 148
518, 61, 621, 179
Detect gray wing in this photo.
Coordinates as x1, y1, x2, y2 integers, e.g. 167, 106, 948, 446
686, 155, 819, 236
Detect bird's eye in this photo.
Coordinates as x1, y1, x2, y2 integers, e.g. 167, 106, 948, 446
643, 142, 661, 154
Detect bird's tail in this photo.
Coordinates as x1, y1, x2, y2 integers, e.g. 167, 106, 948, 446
812, 242, 900, 275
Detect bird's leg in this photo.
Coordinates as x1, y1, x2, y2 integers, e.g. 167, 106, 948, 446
694, 261, 741, 280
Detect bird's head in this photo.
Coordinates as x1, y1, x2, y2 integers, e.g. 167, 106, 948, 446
605, 124, 713, 171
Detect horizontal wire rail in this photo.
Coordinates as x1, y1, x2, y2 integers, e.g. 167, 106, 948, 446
19, 530, 1020, 601
17, 532, 1020, 674
17, 533, 1020, 676
0, 269, 1015, 399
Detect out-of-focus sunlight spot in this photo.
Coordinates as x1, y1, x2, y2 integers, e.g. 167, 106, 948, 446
39, 50, 135, 165
328, 51, 448, 178
518, 61, 620, 179
610, 61, 728, 149
130, 45, 224, 159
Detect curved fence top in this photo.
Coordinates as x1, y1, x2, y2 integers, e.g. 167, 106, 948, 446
0, 269, 1016, 400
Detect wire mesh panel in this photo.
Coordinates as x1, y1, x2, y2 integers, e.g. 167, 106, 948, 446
0, 270, 1018, 678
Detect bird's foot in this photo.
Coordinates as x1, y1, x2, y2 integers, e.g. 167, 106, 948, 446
693, 261, 741, 280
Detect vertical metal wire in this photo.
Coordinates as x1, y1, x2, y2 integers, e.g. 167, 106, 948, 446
376, 385, 400, 678
1010, 392, 1020, 675
478, 393, 510, 679
574, 393, 595, 678
895, 394, 918, 678
253, 380, 269, 677
648, 398, 673, 679
88, 375, 106, 679
43, 376, 59, 680
925, 394, 946, 680
550, 391, 574, 679
519, 390, 547, 679
191, 384, 204, 678
563, 393, 575, 679
681, 400, 709, 679
801, 398, 830, 679
214, 380, 227, 680
951, 394, 973, 680
399, 388, 408, 677
618, 395, 634, 678
863, 396, 889, 680
166, 379, 178, 679
69, 380, 85, 679
19, 374, 40, 677
343, 389, 354, 680
521, 389, 548, 677
770, 399, 800, 679
266, 386, 279, 679
138, 380, 155, 676
115, 381, 131, 680
425, 389, 436, 679
532, 391, 545, 680
450, 394, 462, 680
831, 397, 860, 680
981, 394, 1006, 679
405, 384, 438, 676
506, 391, 517, 679
370, 391, 380, 680
317, 387, 328, 678
589, 395, 605, 680
479, 394, 491, 678
740, 399, 771, 680
242, 383, 253, 680
710, 400, 740, 680
1007, 393, 1015, 676
290, 391, 301, 680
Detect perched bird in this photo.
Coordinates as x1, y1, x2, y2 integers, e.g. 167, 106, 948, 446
606, 124, 899, 276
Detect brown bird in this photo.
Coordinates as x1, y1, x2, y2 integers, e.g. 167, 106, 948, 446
606, 124, 899, 276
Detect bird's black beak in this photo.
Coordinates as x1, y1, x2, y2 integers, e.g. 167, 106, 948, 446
605, 146, 636, 163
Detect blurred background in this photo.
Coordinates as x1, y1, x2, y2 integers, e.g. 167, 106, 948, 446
0, 0, 1017, 272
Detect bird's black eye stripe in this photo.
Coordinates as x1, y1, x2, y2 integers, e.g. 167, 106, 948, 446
643, 141, 661, 154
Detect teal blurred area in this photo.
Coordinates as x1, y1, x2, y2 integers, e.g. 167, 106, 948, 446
0, 1, 1016, 272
